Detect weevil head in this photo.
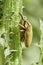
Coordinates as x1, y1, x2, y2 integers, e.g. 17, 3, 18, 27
19, 13, 27, 21
23, 16, 27, 21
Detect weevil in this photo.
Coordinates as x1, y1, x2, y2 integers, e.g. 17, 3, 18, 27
19, 13, 33, 47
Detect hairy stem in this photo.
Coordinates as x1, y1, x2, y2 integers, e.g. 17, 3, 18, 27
3, 0, 23, 65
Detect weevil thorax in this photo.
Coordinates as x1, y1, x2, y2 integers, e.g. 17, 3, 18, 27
25, 21, 32, 31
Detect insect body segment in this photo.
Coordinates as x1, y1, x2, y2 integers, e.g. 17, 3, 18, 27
25, 22, 32, 47
19, 13, 32, 47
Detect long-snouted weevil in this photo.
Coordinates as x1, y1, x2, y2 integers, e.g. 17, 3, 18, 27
19, 13, 33, 47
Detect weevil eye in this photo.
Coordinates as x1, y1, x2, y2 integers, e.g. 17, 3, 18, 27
23, 16, 27, 22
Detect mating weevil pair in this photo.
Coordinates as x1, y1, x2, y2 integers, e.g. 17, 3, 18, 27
19, 13, 33, 47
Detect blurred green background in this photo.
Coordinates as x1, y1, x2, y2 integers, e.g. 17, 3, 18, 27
22, 0, 43, 65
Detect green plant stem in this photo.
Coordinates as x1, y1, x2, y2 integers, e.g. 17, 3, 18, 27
3, 0, 23, 65
0, 45, 5, 65
0, 0, 5, 65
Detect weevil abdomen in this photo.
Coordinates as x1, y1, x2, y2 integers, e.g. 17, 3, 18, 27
25, 22, 32, 47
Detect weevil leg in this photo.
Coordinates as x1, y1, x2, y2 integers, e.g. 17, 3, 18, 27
20, 30, 24, 32
19, 24, 25, 29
